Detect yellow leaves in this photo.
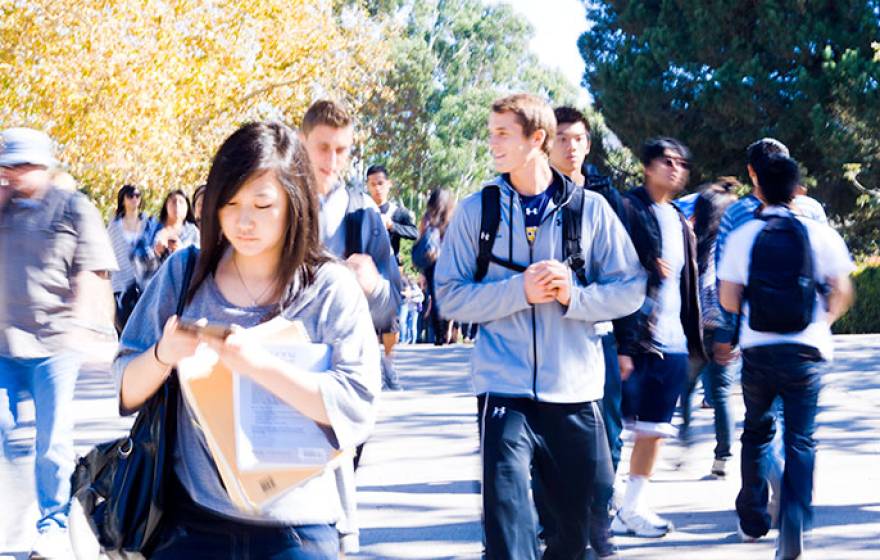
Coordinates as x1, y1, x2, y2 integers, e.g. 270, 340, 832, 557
0, 0, 392, 215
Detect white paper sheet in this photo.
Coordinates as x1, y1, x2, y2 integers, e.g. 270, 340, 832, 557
233, 342, 336, 471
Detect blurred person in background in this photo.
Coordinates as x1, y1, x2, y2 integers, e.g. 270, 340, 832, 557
107, 184, 155, 332
133, 188, 199, 287
679, 178, 740, 479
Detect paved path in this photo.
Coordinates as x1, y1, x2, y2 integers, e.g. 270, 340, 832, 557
2, 335, 879, 559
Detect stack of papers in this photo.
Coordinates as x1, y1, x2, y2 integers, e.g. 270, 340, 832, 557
177, 317, 342, 513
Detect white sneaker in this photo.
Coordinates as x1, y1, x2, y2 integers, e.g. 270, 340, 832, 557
611, 510, 668, 538
710, 458, 728, 478
640, 508, 674, 530
737, 520, 761, 543
30, 525, 72, 559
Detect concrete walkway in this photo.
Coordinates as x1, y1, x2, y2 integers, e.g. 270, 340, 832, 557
2, 335, 878, 559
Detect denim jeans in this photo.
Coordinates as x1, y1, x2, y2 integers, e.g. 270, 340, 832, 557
398, 303, 420, 344
599, 332, 623, 472
478, 395, 612, 560
0, 353, 80, 530
680, 329, 737, 460
735, 344, 822, 559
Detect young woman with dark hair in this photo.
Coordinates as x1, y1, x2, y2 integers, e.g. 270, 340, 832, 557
106, 184, 155, 330
680, 178, 740, 478
113, 122, 380, 558
418, 187, 457, 345
133, 189, 200, 286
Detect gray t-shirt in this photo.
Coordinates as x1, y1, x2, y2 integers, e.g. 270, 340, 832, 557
0, 188, 117, 358
112, 250, 380, 525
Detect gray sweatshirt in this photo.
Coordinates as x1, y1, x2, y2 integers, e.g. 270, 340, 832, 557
113, 250, 381, 525
435, 174, 646, 403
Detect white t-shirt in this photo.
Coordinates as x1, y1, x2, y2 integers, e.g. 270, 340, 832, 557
652, 202, 688, 354
717, 207, 854, 360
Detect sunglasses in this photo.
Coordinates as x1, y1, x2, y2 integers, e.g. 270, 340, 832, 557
125, 192, 141, 199
660, 157, 691, 171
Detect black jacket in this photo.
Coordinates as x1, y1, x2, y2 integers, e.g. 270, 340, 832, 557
582, 163, 629, 231
613, 186, 704, 360
378, 200, 418, 259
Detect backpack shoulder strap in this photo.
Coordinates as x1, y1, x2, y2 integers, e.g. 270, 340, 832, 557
562, 186, 588, 286
475, 184, 502, 282
344, 186, 366, 257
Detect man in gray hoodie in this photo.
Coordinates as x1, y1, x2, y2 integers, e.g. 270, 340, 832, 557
435, 94, 646, 559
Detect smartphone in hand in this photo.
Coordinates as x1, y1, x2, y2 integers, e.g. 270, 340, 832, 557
177, 320, 233, 340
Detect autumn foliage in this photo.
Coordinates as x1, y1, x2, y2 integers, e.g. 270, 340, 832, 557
0, 0, 391, 214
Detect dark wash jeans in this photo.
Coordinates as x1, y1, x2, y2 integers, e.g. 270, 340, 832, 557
150, 477, 338, 559
477, 394, 613, 560
736, 344, 822, 560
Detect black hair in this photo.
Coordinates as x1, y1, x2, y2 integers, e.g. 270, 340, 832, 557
188, 122, 331, 307
114, 184, 141, 219
693, 178, 739, 275
421, 187, 456, 236
640, 137, 690, 167
754, 154, 800, 206
192, 183, 207, 205
158, 189, 196, 226
746, 138, 789, 169
553, 106, 591, 136
366, 164, 387, 178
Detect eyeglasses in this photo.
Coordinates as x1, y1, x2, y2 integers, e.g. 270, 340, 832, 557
661, 157, 691, 171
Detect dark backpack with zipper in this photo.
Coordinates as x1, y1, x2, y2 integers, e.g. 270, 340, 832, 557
474, 183, 588, 285
745, 211, 816, 333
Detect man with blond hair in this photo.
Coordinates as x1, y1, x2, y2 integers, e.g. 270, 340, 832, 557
436, 94, 645, 559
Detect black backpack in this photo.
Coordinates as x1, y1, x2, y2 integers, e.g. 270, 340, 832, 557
343, 185, 368, 257
745, 211, 816, 333
474, 183, 588, 285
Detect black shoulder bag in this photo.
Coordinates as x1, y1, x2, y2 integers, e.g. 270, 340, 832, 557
71, 247, 197, 555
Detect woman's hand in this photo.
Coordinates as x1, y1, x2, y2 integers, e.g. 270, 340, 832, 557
201, 326, 280, 377
155, 315, 199, 366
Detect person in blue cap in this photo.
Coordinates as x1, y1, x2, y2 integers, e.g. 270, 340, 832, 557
0, 128, 117, 559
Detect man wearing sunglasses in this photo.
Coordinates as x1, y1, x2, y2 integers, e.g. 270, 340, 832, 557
610, 137, 705, 538
0, 128, 117, 559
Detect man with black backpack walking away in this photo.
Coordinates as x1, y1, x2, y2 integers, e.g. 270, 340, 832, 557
435, 93, 645, 559
718, 154, 854, 560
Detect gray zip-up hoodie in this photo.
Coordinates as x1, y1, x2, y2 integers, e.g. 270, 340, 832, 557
435, 172, 646, 403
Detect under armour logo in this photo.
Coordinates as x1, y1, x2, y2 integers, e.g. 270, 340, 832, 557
524, 207, 539, 216
480, 232, 492, 241
492, 406, 506, 418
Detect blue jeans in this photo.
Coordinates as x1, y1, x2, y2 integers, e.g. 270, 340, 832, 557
152, 476, 339, 559
680, 329, 737, 460
398, 304, 419, 344
0, 353, 80, 530
736, 344, 822, 559
599, 332, 623, 472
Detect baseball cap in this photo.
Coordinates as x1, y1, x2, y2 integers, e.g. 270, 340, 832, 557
0, 128, 58, 168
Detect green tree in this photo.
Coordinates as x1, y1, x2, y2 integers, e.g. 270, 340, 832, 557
357, 0, 583, 215
580, 0, 880, 253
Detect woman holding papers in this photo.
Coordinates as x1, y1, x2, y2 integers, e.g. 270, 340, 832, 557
113, 122, 381, 559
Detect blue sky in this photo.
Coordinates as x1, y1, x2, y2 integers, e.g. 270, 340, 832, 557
487, 0, 590, 100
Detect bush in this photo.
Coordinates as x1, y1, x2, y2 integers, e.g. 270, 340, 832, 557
833, 259, 880, 334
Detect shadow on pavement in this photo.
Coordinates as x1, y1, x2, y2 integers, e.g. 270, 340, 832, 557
360, 480, 480, 495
